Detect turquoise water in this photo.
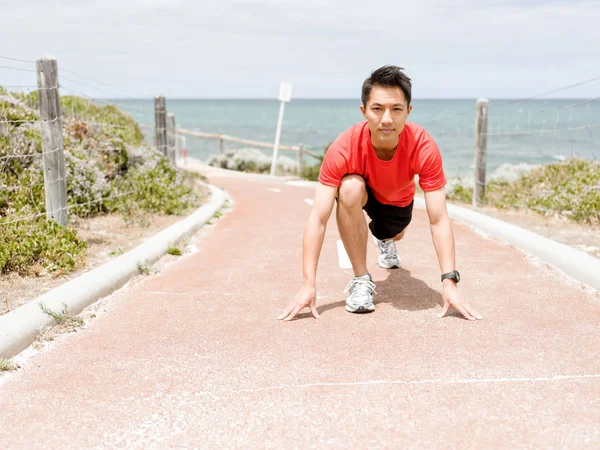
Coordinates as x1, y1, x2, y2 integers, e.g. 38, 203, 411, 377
114, 98, 600, 177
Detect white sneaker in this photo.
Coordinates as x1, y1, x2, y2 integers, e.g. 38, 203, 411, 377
373, 235, 401, 268
344, 274, 376, 313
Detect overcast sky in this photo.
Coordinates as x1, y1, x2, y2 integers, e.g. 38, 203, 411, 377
1, 0, 599, 99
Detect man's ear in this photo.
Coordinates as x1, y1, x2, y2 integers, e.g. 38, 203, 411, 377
360, 104, 367, 119
407, 104, 413, 116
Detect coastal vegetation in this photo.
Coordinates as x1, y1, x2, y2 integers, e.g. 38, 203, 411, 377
0, 89, 202, 276
446, 159, 600, 225
206, 147, 298, 175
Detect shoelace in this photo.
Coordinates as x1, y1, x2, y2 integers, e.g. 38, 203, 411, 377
380, 240, 397, 259
343, 278, 377, 297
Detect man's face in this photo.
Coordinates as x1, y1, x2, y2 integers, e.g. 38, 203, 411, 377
360, 86, 412, 150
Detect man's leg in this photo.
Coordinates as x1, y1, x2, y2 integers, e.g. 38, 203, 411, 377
391, 230, 406, 241
370, 201, 413, 269
336, 175, 376, 313
336, 175, 369, 276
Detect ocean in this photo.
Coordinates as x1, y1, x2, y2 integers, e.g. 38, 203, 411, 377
115, 98, 600, 179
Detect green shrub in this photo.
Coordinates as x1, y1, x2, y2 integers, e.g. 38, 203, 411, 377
206, 147, 299, 175
0, 158, 46, 217
300, 141, 331, 181
445, 158, 600, 225
302, 164, 321, 181
486, 158, 600, 224
0, 87, 203, 276
107, 152, 200, 216
12, 90, 39, 109
0, 100, 39, 126
39, 301, 84, 327
0, 216, 87, 275
167, 246, 182, 256
446, 182, 473, 204
60, 96, 144, 147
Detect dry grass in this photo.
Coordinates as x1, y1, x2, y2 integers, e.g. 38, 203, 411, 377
0, 359, 17, 372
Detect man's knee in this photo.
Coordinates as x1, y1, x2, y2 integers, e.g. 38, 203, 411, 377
337, 175, 367, 207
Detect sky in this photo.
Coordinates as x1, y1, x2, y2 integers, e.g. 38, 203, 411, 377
1, 0, 599, 99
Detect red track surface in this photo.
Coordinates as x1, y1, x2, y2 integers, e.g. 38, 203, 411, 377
1, 166, 599, 448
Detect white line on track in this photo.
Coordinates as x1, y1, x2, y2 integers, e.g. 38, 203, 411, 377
286, 180, 317, 187
304, 198, 314, 206
268, 188, 282, 193
337, 240, 352, 269
192, 373, 600, 397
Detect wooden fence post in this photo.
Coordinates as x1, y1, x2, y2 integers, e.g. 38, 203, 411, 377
154, 96, 167, 156
473, 98, 489, 207
167, 113, 176, 162
297, 145, 304, 175
36, 56, 68, 226
218, 133, 223, 155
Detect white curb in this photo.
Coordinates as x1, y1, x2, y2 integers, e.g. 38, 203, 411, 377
413, 197, 600, 291
0, 183, 226, 359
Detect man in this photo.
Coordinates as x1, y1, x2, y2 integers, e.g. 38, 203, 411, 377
278, 65, 482, 322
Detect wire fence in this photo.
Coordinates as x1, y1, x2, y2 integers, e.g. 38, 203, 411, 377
2, 54, 599, 227
110, 95, 600, 189
59, 84, 141, 218
417, 82, 600, 186
1, 59, 47, 227
0, 57, 152, 230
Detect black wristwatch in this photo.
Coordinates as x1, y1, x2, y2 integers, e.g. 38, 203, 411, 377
441, 270, 460, 283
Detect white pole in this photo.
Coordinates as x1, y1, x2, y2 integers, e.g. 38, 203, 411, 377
269, 100, 286, 176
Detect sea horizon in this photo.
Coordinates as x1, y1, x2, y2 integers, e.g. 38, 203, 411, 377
110, 97, 600, 178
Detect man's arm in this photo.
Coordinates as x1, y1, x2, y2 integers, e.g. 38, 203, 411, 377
278, 182, 337, 321
424, 188, 482, 321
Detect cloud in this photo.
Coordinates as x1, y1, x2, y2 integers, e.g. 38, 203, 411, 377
0, 0, 598, 98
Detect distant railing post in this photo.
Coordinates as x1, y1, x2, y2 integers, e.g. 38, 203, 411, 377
175, 126, 181, 162
167, 113, 176, 163
297, 144, 304, 175
218, 133, 223, 154
36, 56, 68, 226
175, 129, 187, 165
473, 98, 489, 207
154, 96, 167, 156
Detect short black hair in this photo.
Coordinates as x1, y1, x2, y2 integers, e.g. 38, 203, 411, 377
361, 65, 412, 107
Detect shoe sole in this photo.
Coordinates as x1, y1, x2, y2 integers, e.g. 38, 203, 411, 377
379, 260, 400, 269
345, 304, 375, 313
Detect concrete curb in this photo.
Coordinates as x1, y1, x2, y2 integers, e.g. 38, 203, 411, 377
0, 183, 226, 359
413, 197, 600, 292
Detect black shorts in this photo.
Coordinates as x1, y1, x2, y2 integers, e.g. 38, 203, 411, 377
363, 187, 414, 241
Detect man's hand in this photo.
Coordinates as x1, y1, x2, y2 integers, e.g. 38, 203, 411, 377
439, 282, 482, 321
277, 285, 320, 321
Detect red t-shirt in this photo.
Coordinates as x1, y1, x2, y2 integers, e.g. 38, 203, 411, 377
318, 121, 446, 207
